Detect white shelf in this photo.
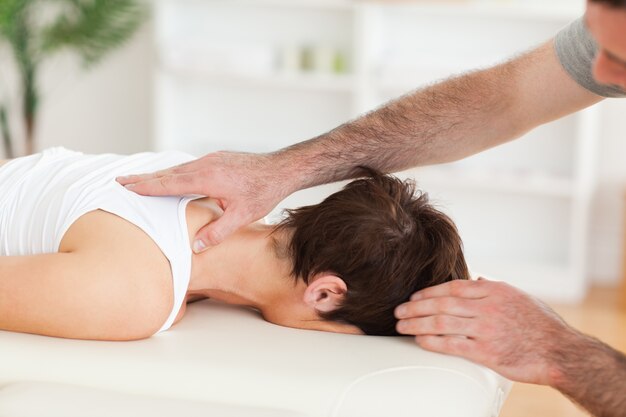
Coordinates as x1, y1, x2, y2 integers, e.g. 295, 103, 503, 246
188, 0, 583, 20
160, 62, 356, 93
189, 0, 356, 11
410, 167, 575, 198
368, 1, 583, 21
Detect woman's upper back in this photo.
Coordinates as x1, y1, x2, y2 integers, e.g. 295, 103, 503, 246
0, 147, 199, 333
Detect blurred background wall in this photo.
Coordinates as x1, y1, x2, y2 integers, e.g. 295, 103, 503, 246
3, 0, 626, 292
591, 100, 626, 285
36, 22, 154, 155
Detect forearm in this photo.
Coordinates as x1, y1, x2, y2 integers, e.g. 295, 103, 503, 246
275, 66, 519, 190
550, 331, 626, 417
273, 41, 601, 192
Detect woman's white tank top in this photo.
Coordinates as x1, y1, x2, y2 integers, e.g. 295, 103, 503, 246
0, 147, 198, 333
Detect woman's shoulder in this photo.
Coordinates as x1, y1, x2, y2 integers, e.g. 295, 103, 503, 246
62, 207, 169, 264
43, 209, 175, 339
60, 209, 174, 303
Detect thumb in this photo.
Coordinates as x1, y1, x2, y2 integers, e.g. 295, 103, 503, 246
192, 211, 246, 252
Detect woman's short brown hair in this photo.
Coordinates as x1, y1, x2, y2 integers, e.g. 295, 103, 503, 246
276, 168, 470, 336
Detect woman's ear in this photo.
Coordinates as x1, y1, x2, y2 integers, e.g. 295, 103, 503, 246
303, 274, 347, 313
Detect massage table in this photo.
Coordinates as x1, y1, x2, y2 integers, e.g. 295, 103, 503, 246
0, 300, 511, 417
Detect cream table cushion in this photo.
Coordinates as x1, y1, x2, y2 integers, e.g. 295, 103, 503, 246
0, 300, 511, 417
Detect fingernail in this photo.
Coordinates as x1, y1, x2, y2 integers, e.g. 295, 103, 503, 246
124, 183, 135, 189
395, 306, 407, 318
193, 240, 207, 253
410, 292, 423, 301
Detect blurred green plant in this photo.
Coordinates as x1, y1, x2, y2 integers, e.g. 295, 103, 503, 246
0, 0, 145, 157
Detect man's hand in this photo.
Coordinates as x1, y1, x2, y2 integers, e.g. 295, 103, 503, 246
116, 151, 291, 252
395, 279, 626, 417
394, 278, 579, 385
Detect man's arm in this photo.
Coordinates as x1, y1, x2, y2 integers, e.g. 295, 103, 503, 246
118, 40, 601, 248
394, 279, 626, 417
554, 332, 626, 417
274, 39, 602, 189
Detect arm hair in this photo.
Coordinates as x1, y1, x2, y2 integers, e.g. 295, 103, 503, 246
550, 332, 626, 417
273, 40, 601, 190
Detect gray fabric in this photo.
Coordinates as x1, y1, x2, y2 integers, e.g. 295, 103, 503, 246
555, 17, 626, 98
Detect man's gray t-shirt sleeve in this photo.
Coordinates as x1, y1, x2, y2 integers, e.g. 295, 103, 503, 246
555, 17, 626, 98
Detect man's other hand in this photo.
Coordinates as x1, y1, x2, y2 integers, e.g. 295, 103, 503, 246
394, 278, 576, 385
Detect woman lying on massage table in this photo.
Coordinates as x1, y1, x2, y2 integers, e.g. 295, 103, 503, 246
0, 147, 469, 341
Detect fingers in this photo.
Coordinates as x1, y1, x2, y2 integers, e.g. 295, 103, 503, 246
118, 172, 201, 197
395, 297, 479, 319
116, 160, 202, 186
409, 279, 491, 302
192, 207, 251, 251
414, 335, 477, 358
396, 315, 478, 338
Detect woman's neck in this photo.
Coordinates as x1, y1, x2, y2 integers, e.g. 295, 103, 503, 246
184, 198, 300, 312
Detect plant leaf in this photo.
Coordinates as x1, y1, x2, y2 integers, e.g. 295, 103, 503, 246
41, 0, 146, 67
0, 0, 29, 38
